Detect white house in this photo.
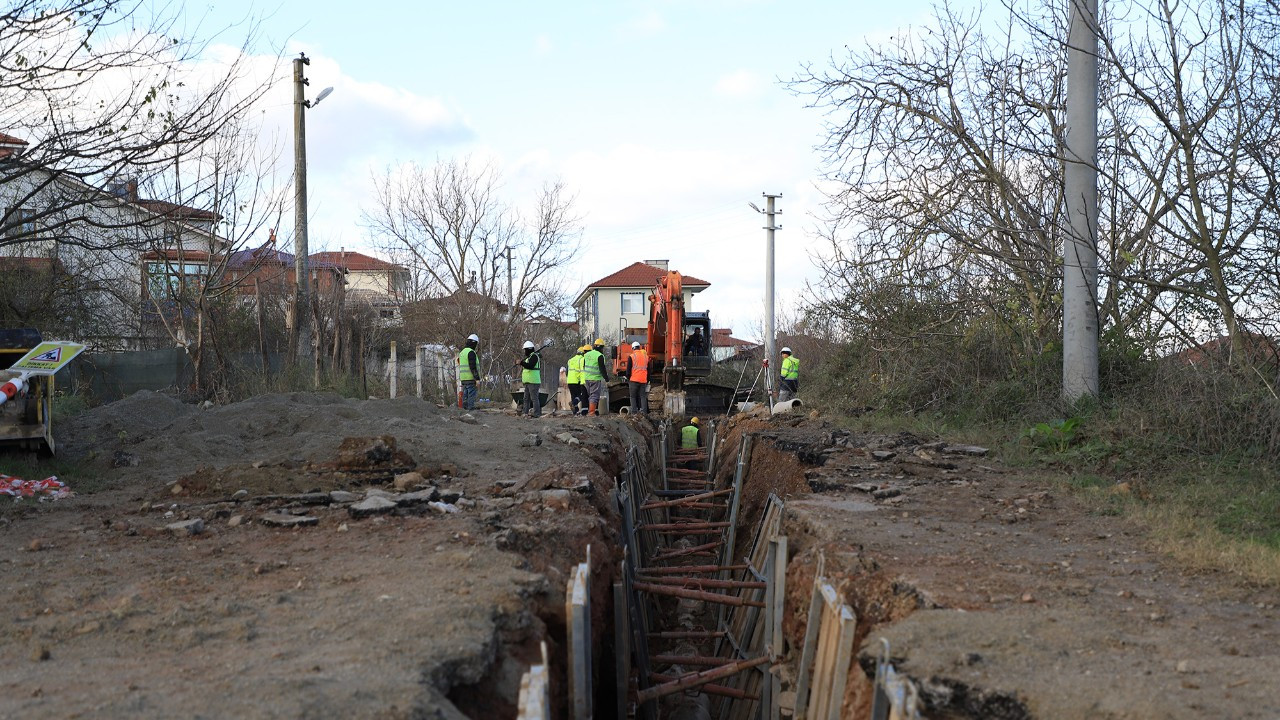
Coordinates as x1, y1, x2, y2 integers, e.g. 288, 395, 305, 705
1, 132, 225, 349
573, 259, 710, 342
310, 250, 410, 324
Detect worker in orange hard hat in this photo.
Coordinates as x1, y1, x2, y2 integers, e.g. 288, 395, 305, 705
626, 341, 650, 415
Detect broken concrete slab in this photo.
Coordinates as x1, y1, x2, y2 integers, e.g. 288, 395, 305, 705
261, 513, 320, 528
554, 432, 581, 446
166, 519, 204, 536
438, 489, 463, 504
427, 501, 459, 514
348, 496, 397, 519
872, 450, 897, 461
328, 491, 359, 504
944, 444, 990, 457
397, 487, 441, 505
520, 433, 542, 447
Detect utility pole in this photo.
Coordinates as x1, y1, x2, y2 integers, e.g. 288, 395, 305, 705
1063, 0, 1100, 400
291, 53, 312, 364
505, 244, 514, 319
756, 193, 781, 402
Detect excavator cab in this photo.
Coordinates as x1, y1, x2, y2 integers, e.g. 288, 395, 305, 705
0, 328, 57, 453
679, 312, 714, 378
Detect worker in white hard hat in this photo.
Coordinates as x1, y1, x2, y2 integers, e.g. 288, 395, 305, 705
625, 341, 650, 415
457, 333, 481, 410
518, 340, 543, 418
778, 346, 799, 403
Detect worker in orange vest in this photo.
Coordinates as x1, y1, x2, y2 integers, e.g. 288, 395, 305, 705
625, 341, 650, 415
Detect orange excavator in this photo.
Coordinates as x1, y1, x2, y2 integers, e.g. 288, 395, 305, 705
612, 270, 731, 416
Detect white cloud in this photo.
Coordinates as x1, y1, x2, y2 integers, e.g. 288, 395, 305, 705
713, 70, 764, 99
534, 34, 554, 56
625, 10, 667, 35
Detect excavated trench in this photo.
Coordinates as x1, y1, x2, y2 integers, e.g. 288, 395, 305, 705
437, 412, 1030, 719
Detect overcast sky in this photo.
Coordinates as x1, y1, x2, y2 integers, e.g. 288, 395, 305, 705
189, 0, 935, 341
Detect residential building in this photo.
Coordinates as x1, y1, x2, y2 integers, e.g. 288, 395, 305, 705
573, 259, 710, 342
310, 250, 410, 323
710, 328, 760, 363
1, 133, 224, 349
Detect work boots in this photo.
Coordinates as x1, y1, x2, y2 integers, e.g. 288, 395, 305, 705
588, 402, 598, 416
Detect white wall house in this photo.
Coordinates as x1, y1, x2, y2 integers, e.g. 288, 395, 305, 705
1, 133, 224, 350
573, 259, 710, 343
310, 250, 410, 324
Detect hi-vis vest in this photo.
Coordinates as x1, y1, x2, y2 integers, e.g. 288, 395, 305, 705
567, 353, 584, 384
781, 355, 800, 381
522, 352, 541, 385
681, 424, 700, 449
583, 349, 604, 381
629, 349, 649, 383
458, 346, 477, 381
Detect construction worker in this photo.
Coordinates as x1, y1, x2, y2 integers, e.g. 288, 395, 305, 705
566, 345, 586, 415
519, 340, 542, 418
684, 327, 706, 358
681, 417, 702, 448
626, 341, 649, 415
457, 333, 480, 410
582, 338, 610, 416
778, 346, 800, 402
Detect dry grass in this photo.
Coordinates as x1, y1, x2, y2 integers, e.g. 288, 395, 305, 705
1132, 504, 1280, 587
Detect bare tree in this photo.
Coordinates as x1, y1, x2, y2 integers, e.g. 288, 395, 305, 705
363, 157, 582, 376
794, 0, 1280, 369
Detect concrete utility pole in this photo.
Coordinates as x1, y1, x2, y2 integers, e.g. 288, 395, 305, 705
758, 193, 781, 400
1063, 0, 1100, 400
505, 244, 514, 318
291, 53, 312, 363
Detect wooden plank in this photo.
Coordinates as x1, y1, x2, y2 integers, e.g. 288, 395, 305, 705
793, 553, 826, 720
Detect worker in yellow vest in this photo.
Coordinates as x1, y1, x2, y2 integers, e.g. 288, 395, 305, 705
681, 417, 702, 448
518, 340, 542, 418
626, 341, 650, 415
457, 333, 480, 410
778, 346, 800, 402
566, 345, 587, 415
582, 338, 610, 416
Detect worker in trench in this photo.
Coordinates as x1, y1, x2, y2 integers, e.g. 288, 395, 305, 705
626, 341, 650, 415
457, 333, 480, 410
518, 340, 542, 418
582, 338, 609, 416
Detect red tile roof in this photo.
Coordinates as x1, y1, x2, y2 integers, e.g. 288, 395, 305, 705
711, 328, 756, 348
584, 262, 710, 289
135, 199, 219, 221
0, 132, 28, 159
310, 251, 404, 271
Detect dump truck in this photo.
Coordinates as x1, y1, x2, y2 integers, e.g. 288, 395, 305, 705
610, 270, 734, 417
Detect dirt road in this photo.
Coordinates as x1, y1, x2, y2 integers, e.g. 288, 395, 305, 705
1, 394, 1276, 718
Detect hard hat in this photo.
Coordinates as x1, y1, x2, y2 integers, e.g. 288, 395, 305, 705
594, 338, 605, 346
523, 340, 535, 349
631, 341, 640, 349
467, 333, 479, 342
781, 346, 792, 354
690, 417, 700, 425
579, 345, 588, 352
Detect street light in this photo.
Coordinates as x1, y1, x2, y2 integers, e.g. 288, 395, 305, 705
291, 52, 333, 364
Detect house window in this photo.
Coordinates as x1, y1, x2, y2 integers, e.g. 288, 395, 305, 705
145, 260, 208, 300
621, 292, 644, 315
4, 207, 37, 239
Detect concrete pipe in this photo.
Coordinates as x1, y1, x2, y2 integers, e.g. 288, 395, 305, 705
771, 398, 804, 414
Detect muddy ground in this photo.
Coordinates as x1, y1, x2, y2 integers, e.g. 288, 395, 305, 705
1, 392, 641, 719
718, 415, 1280, 719
0, 393, 1277, 718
